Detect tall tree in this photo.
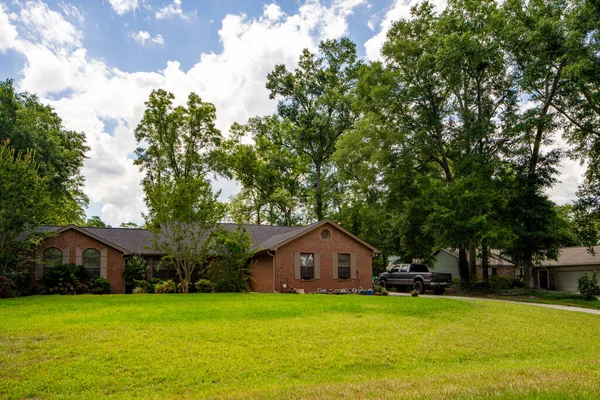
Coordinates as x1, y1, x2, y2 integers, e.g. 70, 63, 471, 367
0, 79, 89, 224
266, 38, 360, 221
0, 141, 50, 282
217, 116, 308, 226
357, 0, 518, 286
134, 89, 225, 293
500, 0, 592, 287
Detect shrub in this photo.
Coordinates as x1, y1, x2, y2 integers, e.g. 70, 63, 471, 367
578, 272, 600, 301
0, 276, 16, 298
132, 286, 148, 294
410, 290, 419, 297
195, 279, 214, 293
380, 287, 389, 296
124, 255, 148, 293
511, 277, 525, 288
373, 285, 384, 294
209, 227, 254, 293
154, 280, 177, 294
91, 277, 111, 294
42, 264, 92, 295
488, 275, 512, 290
134, 278, 163, 294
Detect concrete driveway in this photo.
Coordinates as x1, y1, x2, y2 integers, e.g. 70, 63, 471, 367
389, 292, 600, 316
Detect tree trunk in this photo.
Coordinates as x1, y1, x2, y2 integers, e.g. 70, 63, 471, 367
523, 251, 535, 289
481, 239, 489, 284
458, 247, 470, 287
469, 244, 477, 278
315, 162, 323, 220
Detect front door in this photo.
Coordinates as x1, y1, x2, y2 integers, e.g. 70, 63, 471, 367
539, 270, 549, 289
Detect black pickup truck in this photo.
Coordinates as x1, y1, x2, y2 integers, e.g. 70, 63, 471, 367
377, 264, 452, 294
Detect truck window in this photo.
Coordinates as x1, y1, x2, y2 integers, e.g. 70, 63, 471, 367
400, 266, 408, 272
410, 264, 429, 273
390, 266, 399, 273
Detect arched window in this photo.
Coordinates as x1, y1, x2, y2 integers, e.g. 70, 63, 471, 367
44, 248, 62, 269
82, 249, 100, 277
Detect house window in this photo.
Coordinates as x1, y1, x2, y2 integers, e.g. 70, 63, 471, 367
152, 258, 177, 280
82, 249, 101, 277
300, 253, 314, 280
44, 248, 62, 269
491, 268, 498, 276
320, 229, 330, 239
338, 254, 350, 280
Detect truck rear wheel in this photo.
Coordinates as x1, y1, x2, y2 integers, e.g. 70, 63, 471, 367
414, 280, 425, 294
433, 287, 445, 295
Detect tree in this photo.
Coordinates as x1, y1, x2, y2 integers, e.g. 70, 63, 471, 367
134, 89, 225, 293
0, 141, 50, 282
85, 216, 108, 228
500, 0, 594, 287
352, 0, 518, 286
209, 226, 255, 292
0, 79, 88, 224
217, 116, 309, 226
266, 38, 360, 221
120, 222, 140, 228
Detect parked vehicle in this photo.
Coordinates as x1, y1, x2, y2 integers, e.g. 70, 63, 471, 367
377, 264, 452, 294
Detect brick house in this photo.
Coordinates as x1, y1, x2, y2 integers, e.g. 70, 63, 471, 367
34, 219, 379, 294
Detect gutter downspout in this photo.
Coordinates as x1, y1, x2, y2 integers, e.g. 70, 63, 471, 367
267, 249, 276, 293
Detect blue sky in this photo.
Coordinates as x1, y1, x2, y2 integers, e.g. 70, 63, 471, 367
0, 0, 583, 225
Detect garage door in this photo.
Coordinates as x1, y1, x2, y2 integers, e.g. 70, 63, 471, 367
555, 271, 592, 293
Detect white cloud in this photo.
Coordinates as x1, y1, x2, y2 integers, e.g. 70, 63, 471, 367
130, 30, 165, 46
0, 4, 18, 52
155, 0, 195, 20
364, 0, 447, 61
59, 2, 84, 24
18, 0, 82, 50
8, 0, 364, 226
108, 0, 138, 15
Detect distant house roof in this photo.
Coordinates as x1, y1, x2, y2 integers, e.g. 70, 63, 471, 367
37, 219, 379, 255
541, 246, 600, 267
434, 248, 516, 267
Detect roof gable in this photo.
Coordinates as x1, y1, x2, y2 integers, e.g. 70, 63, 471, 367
254, 219, 380, 253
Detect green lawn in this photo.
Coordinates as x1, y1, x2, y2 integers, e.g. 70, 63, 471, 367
1, 294, 600, 399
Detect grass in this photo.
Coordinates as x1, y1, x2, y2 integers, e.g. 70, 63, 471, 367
1, 294, 600, 399
445, 287, 600, 310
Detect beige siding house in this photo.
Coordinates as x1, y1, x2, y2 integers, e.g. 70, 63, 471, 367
539, 246, 600, 292
431, 249, 518, 280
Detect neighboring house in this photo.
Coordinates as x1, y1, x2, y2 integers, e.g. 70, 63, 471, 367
430, 248, 518, 280
34, 219, 379, 294
537, 246, 600, 292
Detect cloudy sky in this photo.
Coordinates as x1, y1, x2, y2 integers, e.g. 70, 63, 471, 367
0, 0, 584, 226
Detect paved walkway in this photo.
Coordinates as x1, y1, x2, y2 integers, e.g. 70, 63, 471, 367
389, 292, 600, 315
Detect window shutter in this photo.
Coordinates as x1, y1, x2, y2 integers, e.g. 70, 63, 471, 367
350, 253, 357, 279
62, 247, 70, 265
100, 248, 108, 279
294, 253, 301, 280
332, 253, 338, 279
75, 247, 82, 265
314, 253, 320, 279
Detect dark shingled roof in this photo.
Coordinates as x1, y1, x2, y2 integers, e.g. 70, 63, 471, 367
37, 219, 379, 254
37, 223, 304, 255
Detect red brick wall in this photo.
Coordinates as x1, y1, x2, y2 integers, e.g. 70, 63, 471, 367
268, 222, 374, 293
37, 229, 126, 294
249, 253, 274, 292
